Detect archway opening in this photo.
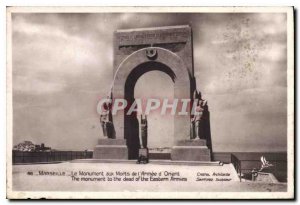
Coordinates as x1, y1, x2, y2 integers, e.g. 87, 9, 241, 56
124, 61, 176, 159
135, 71, 174, 159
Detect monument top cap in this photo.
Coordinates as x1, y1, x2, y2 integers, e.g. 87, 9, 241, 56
113, 24, 193, 72
115, 25, 191, 33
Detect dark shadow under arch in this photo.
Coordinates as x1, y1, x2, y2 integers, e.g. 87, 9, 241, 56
124, 61, 176, 159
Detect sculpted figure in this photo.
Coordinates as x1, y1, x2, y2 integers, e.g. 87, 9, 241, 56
99, 94, 115, 139
100, 101, 109, 137
140, 115, 148, 148
191, 90, 207, 140
137, 114, 149, 164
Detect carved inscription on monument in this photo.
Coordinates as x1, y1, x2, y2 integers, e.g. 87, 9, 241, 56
115, 26, 191, 46
118, 31, 189, 43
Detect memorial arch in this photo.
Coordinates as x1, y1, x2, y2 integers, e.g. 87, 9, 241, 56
94, 25, 212, 161
113, 47, 191, 158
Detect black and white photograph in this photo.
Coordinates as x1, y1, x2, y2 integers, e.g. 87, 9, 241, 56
6, 7, 294, 199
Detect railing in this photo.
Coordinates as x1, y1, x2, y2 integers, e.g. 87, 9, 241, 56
13, 150, 93, 164
231, 154, 242, 182
230, 154, 287, 182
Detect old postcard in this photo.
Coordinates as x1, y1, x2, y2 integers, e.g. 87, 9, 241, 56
6, 7, 294, 199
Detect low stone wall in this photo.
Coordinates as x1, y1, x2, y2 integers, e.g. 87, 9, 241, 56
12, 151, 93, 164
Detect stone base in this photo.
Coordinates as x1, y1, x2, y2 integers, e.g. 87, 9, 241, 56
139, 148, 149, 157
177, 139, 207, 146
98, 138, 127, 145
93, 138, 128, 160
254, 172, 279, 183
71, 159, 222, 166
171, 139, 211, 161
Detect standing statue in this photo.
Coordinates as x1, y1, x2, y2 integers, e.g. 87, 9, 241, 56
140, 115, 148, 148
99, 94, 115, 139
137, 114, 149, 164
191, 90, 207, 140
100, 101, 109, 137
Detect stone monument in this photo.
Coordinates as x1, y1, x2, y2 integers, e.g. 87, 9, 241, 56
94, 25, 212, 161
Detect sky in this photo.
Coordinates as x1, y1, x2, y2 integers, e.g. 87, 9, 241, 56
12, 12, 287, 152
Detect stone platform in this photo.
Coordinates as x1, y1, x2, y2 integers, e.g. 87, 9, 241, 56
93, 138, 128, 159
71, 158, 222, 166
16, 162, 286, 195
171, 139, 212, 161
254, 172, 279, 183
94, 138, 212, 161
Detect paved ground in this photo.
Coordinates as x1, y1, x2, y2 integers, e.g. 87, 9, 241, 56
11, 162, 287, 193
